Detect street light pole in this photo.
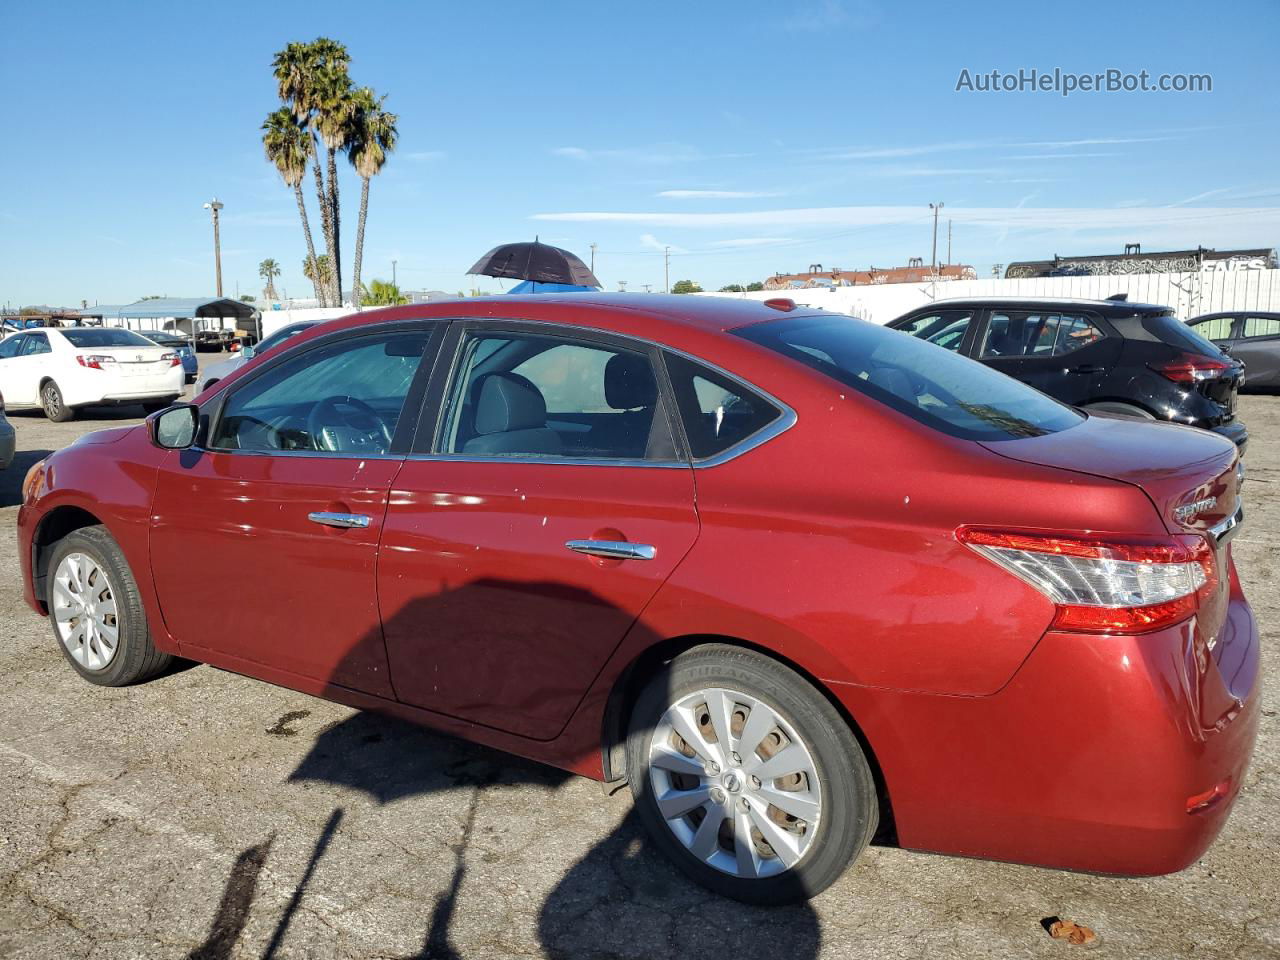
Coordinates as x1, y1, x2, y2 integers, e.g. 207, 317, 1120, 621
392, 259, 398, 289
664, 246, 670, 293
203, 199, 224, 297
929, 202, 944, 276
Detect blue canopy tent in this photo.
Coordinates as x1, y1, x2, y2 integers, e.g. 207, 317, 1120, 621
506, 280, 599, 294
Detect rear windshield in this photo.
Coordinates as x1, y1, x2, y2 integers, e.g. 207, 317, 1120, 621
737, 314, 1083, 441
1143, 314, 1226, 356
61, 328, 155, 348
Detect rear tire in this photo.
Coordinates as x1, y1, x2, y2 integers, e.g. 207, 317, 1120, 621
47, 526, 171, 686
41, 381, 74, 422
626, 644, 877, 904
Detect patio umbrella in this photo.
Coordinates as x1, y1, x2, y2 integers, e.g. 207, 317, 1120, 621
469, 240, 601, 287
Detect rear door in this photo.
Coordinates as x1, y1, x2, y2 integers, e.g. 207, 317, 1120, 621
975, 309, 1119, 405
378, 321, 699, 741
1228, 315, 1280, 388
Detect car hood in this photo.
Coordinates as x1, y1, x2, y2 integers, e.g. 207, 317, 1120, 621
73, 424, 140, 446
202, 356, 246, 380
979, 412, 1239, 536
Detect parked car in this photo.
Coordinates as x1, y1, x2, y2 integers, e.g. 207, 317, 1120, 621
18, 295, 1257, 903
0, 391, 13, 469
136, 329, 198, 383
0, 326, 184, 422
197, 320, 317, 394
1187, 311, 1280, 390
887, 297, 1248, 451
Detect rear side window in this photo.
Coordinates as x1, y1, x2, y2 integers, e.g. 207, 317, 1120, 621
1142, 314, 1225, 356
738, 314, 1083, 441
663, 353, 781, 459
21, 333, 52, 356
981, 312, 1102, 358
1191, 316, 1235, 340
1243, 316, 1280, 338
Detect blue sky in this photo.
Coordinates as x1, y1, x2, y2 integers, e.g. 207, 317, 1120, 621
2, 0, 1278, 306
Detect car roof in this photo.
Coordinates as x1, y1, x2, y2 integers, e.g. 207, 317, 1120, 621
303, 293, 827, 342
916, 296, 1172, 314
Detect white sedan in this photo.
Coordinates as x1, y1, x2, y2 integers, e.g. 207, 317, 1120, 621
0, 327, 185, 422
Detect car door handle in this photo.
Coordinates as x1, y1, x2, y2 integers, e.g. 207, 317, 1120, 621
308, 511, 371, 529
1068, 364, 1105, 374
565, 539, 656, 561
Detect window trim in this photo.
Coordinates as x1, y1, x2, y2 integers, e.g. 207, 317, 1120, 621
199, 319, 444, 459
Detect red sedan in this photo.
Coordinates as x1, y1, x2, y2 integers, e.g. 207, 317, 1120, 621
17, 294, 1259, 903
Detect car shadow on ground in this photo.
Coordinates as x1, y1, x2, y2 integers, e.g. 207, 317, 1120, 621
184, 580, 823, 959
0, 448, 52, 507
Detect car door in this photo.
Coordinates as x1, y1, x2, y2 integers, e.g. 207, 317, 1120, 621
1226, 315, 1280, 388
1188, 314, 1240, 354
378, 321, 700, 741
148, 323, 439, 697
17, 332, 55, 405
0, 335, 31, 405
975, 310, 1118, 405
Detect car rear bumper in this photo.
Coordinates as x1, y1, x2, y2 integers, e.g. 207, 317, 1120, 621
834, 561, 1260, 875
1212, 420, 1248, 455
66, 373, 184, 407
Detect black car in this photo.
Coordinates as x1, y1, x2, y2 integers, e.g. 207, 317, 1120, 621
887, 297, 1247, 451
1187, 311, 1280, 390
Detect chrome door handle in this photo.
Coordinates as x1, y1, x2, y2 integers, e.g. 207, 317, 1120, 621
308, 511, 371, 529
565, 539, 656, 561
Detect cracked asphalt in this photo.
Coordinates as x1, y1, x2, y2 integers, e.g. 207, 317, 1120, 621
1, 384, 1278, 959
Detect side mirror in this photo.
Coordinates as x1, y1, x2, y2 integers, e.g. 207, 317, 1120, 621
148, 404, 199, 449
242, 344, 256, 359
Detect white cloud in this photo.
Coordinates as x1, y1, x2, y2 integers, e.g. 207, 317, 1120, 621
657, 189, 782, 199
710, 237, 793, 247
406, 151, 446, 162
551, 144, 701, 165
552, 146, 590, 159
1166, 187, 1231, 207
783, 0, 876, 32
1017, 136, 1176, 148
1000, 152, 1117, 160
640, 233, 686, 253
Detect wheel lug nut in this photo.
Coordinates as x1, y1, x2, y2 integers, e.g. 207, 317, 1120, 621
739, 798, 749, 811
750, 776, 761, 789
730, 752, 742, 765
707, 762, 720, 775
710, 787, 726, 804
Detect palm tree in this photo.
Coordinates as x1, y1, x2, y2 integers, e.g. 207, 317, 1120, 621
258, 258, 282, 301
262, 108, 326, 305
346, 88, 398, 311
303, 254, 335, 298
313, 66, 356, 306
362, 278, 407, 306
272, 38, 350, 306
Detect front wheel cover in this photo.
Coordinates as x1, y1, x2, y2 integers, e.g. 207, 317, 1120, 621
42, 381, 73, 422
626, 645, 878, 904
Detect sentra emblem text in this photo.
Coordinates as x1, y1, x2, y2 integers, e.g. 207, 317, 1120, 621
1175, 497, 1217, 523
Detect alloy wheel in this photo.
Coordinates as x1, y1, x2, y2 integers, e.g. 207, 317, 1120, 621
647, 687, 822, 879
43, 385, 61, 418
52, 552, 119, 671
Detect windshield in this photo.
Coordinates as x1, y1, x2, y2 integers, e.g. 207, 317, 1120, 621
1145, 314, 1228, 356
258, 322, 313, 354
737, 314, 1083, 441
61, 328, 156, 348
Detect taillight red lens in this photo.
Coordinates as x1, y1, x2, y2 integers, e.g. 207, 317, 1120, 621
75, 354, 116, 370
161, 352, 181, 367
1149, 352, 1232, 383
957, 527, 1218, 635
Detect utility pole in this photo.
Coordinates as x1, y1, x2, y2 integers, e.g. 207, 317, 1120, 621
929, 202, 944, 277
392, 260, 398, 289
947, 219, 952, 266
203, 198, 224, 296
664, 246, 671, 293
589, 242, 598, 273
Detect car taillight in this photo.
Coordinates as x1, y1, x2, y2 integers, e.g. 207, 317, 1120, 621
76, 355, 117, 370
1149, 352, 1232, 383
957, 527, 1217, 634
161, 352, 181, 367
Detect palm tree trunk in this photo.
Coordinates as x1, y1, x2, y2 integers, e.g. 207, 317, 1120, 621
294, 184, 324, 305
327, 146, 343, 307
310, 139, 334, 307
352, 177, 370, 311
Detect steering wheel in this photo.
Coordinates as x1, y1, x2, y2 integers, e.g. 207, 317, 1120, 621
306, 395, 393, 453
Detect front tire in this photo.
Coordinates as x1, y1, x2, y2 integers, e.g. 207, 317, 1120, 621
41, 380, 75, 422
47, 526, 171, 686
626, 645, 878, 904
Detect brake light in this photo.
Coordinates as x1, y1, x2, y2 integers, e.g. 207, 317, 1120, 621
161, 352, 181, 367
76, 355, 117, 370
1150, 352, 1232, 383
957, 527, 1217, 634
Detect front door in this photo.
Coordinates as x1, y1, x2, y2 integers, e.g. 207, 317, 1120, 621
149, 325, 436, 697
975, 309, 1119, 405
378, 324, 699, 741
0, 334, 33, 405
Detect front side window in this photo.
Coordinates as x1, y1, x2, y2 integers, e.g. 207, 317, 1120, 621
981, 312, 1101, 358
664, 353, 781, 459
61, 328, 155, 349
1243, 316, 1280, 339
1191, 315, 1236, 340
211, 331, 429, 454
0, 336, 27, 359
738, 314, 1083, 441
439, 331, 675, 461
896, 310, 973, 352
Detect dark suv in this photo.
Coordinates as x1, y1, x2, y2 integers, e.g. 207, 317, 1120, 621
887, 297, 1247, 451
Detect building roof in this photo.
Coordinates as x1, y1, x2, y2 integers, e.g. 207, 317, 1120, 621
107, 297, 258, 319
765, 264, 976, 289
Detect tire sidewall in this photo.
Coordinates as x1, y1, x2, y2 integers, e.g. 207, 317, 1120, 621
42, 381, 73, 422
626, 647, 877, 904
47, 528, 151, 686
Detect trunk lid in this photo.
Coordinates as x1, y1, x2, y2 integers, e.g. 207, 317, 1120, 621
980, 413, 1241, 537
76, 344, 173, 376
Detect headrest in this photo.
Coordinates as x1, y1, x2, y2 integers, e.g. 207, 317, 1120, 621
604, 353, 657, 410
472, 373, 548, 435
867, 367, 916, 404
